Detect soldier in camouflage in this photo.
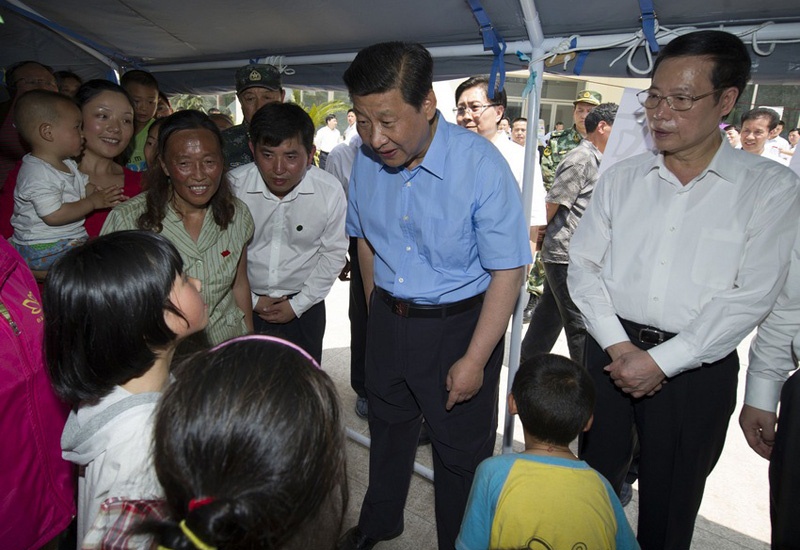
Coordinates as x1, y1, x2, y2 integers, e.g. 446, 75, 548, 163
525, 90, 601, 321
222, 64, 285, 170
540, 90, 602, 188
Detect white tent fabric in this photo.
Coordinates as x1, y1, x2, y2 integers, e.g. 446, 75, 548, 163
2, 0, 798, 451
2, 0, 799, 93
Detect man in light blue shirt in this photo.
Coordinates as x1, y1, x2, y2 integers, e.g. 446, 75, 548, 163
337, 42, 531, 550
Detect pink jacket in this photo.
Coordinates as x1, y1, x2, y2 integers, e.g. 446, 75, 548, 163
0, 238, 75, 549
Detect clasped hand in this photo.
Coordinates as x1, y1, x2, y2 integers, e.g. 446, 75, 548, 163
605, 342, 666, 398
254, 295, 297, 324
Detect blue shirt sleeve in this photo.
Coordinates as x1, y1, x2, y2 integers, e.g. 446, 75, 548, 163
456, 460, 493, 550
599, 475, 640, 550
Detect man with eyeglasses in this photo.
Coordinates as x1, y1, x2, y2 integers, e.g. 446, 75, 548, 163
568, 30, 800, 549
454, 76, 547, 229
1, 61, 59, 189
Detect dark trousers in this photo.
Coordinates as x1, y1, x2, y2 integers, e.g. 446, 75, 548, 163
579, 326, 738, 550
348, 237, 368, 397
521, 262, 587, 364
253, 300, 326, 364
358, 291, 503, 550
771, 369, 800, 548
318, 150, 329, 170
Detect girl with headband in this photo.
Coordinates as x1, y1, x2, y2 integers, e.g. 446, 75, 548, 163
141, 335, 347, 549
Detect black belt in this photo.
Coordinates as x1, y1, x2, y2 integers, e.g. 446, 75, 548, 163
619, 318, 676, 346
375, 287, 484, 319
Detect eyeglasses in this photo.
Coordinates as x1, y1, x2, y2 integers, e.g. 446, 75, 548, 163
636, 89, 719, 112
13, 77, 58, 90
453, 103, 499, 117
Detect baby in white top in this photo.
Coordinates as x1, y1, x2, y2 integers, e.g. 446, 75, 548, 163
10, 89, 122, 270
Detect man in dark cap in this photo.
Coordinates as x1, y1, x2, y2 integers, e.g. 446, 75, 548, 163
540, 89, 602, 186
222, 64, 285, 169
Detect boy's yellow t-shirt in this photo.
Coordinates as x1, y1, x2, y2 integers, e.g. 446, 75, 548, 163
456, 453, 639, 550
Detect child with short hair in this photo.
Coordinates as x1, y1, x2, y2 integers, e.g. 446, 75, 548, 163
142, 116, 166, 173
140, 335, 347, 550
457, 354, 638, 550
10, 89, 122, 270
43, 230, 208, 546
120, 70, 160, 171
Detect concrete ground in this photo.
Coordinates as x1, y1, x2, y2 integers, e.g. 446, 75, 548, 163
319, 278, 771, 549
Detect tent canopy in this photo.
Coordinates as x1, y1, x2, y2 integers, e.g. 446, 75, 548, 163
2, 0, 799, 94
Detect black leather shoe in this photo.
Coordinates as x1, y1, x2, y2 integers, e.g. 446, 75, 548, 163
337, 527, 380, 550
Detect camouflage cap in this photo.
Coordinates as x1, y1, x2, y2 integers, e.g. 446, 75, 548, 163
235, 64, 282, 94
574, 90, 602, 106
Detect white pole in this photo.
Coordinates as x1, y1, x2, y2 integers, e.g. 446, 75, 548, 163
503, 0, 546, 454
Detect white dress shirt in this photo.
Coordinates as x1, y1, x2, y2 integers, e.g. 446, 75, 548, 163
568, 141, 800, 378
491, 134, 547, 226
228, 164, 348, 317
747, 228, 800, 412
766, 135, 791, 165
344, 123, 359, 145
314, 125, 342, 153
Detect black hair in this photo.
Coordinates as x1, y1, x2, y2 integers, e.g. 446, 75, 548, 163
723, 124, 740, 133
343, 42, 433, 110
75, 79, 135, 112
13, 89, 77, 144
158, 91, 171, 106
652, 30, 751, 103
140, 338, 347, 550
324, 113, 337, 123
584, 102, 618, 134
455, 75, 508, 109
139, 110, 236, 231
347, 108, 355, 115
54, 70, 82, 85
248, 102, 314, 154
511, 354, 595, 446
511, 117, 527, 125
74, 79, 136, 164
44, 231, 185, 405
120, 69, 159, 90
741, 107, 779, 131
4, 60, 54, 96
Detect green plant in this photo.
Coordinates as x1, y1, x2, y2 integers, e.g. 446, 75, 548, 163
291, 90, 349, 128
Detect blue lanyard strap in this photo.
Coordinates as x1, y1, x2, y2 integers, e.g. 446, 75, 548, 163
466, 0, 507, 100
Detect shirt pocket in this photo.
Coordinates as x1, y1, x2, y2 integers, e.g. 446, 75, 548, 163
690, 227, 746, 290
417, 216, 471, 270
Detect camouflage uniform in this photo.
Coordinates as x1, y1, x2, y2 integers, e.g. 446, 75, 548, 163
540, 126, 584, 189
222, 63, 284, 170
528, 90, 601, 307
222, 123, 253, 170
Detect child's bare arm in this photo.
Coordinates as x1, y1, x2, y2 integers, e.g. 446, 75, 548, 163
41, 186, 125, 226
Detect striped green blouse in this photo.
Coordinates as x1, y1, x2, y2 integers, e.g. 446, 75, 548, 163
101, 192, 255, 345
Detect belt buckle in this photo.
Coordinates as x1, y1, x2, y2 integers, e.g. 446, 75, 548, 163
638, 327, 664, 345
393, 300, 410, 317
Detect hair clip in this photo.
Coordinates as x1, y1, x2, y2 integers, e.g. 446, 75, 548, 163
188, 496, 215, 512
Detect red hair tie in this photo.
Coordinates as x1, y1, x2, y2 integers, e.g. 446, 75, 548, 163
188, 497, 215, 512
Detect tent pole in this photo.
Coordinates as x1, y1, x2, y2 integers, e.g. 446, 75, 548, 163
502, 0, 546, 455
